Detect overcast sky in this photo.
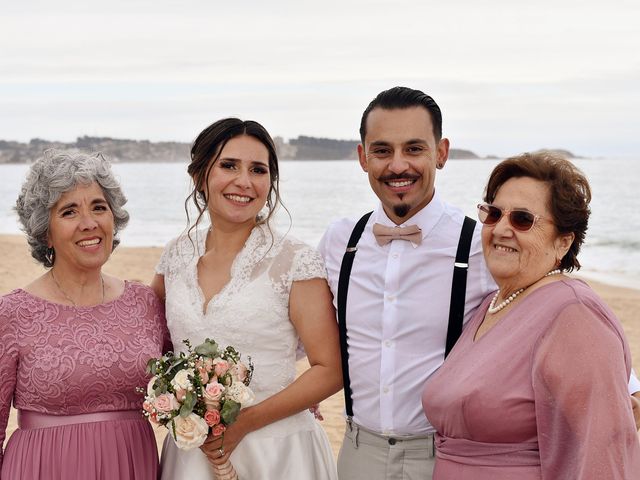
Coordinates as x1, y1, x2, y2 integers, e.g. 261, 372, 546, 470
1, 0, 639, 157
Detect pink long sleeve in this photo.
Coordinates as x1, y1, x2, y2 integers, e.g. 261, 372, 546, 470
533, 302, 640, 479
0, 296, 19, 472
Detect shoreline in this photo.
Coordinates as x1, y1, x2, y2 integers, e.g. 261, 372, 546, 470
2, 233, 639, 456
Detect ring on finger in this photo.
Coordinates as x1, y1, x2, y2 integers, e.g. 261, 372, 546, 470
218, 447, 225, 457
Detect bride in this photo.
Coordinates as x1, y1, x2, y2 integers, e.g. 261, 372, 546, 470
152, 118, 342, 479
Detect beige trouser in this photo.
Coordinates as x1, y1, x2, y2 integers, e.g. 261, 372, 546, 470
337, 421, 435, 480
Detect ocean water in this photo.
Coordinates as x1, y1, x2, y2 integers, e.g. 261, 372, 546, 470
0, 159, 638, 288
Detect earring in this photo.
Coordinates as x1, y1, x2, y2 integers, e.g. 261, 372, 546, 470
45, 247, 55, 265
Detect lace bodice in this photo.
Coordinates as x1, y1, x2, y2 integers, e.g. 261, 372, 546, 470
156, 225, 327, 406
0, 282, 169, 466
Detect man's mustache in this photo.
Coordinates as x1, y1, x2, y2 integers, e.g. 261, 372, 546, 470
378, 173, 420, 182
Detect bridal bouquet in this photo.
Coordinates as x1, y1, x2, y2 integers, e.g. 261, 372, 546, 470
141, 338, 255, 451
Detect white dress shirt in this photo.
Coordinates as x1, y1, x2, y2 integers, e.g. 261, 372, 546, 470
318, 192, 495, 436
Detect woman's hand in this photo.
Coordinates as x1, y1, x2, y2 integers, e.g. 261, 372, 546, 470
199, 408, 253, 464
200, 432, 229, 466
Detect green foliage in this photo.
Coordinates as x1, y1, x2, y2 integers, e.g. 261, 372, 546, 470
179, 391, 197, 417
223, 346, 240, 363
194, 338, 220, 357
220, 399, 241, 424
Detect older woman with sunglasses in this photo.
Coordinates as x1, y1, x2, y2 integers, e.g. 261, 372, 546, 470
422, 152, 640, 479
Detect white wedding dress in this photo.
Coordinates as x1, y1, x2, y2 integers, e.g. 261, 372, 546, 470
157, 224, 337, 480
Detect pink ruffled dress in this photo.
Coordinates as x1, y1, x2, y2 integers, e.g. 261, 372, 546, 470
0, 282, 170, 480
422, 278, 640, 479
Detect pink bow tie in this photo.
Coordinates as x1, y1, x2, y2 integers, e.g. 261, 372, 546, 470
372, 223, 422, 246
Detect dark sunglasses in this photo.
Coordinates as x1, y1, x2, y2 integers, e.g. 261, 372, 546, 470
477, 203, 546, 232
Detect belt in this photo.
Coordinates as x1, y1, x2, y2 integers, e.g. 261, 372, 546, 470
435, 433, 540, 467
18, 409, 145, 429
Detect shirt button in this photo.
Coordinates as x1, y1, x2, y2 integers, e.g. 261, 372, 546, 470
384, 340, 392, 347
383, 386, 389, 393
387, 295, 396, 302
391, 253, 399, 259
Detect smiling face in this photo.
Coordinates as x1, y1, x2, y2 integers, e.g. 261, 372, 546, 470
201, 134, 271, 228
358, 106, 449, 225
482, 176, 574, 292
47, 181, 114, 272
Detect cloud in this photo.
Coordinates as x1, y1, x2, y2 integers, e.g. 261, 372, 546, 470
0, 1, 638, 155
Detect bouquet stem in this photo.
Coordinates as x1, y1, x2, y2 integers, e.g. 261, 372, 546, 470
212, 458, 239, 480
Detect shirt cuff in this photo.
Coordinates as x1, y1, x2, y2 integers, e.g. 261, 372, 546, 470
629, 369, 640, 395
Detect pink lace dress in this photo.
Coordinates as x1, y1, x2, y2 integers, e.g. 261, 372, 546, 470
422, 278, 640, 479
0, 281, 170, 480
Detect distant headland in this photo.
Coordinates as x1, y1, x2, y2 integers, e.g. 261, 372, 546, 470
0, 136, 576, 164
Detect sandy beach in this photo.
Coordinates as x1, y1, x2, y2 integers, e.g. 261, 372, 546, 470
2, 233, 639, 457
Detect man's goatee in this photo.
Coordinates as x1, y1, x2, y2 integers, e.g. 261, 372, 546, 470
393, 204, 411, 218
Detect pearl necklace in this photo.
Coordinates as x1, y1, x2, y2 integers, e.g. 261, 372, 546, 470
50, 270, 105, 306
488, 269, 561, 314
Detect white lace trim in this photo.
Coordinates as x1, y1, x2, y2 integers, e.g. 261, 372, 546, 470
158, 224, 327, 403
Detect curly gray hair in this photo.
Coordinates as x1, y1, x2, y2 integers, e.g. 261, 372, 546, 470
15, 149, 130, 267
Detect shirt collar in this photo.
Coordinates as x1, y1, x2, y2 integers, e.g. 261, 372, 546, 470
372, 190, 445, 243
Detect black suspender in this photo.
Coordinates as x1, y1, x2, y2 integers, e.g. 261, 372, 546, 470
336, 213, 476, 419
445, 216, 476, 357
337, 212, 372, 419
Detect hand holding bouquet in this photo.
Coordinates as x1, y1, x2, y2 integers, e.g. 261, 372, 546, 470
141, 338, 254, 479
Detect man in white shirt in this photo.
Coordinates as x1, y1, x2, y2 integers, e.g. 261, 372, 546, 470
317, 86, 493, 479
318, 86, 640, 479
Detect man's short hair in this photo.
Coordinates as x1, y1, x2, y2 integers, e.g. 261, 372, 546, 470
359, 86, 443, 143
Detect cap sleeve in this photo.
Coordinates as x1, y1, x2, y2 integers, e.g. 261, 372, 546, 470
155, 234, 200, 278
532, 301, 640, 478
290, 244, 327, 283
155, 238, 174, 276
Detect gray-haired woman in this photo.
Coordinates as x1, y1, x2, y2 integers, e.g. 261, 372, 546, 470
0, 150, 170, 480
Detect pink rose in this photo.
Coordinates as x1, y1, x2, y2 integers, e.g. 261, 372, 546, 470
153, 393, 179, 413
205, 400, 221, 412
143, 400, 155, 414
204, 382, 225, 402
202, 358, 215, 373
212, 423, 226, 436
214, 360, 230, 377
197, 366, 209, 384
204, 409, 221, 427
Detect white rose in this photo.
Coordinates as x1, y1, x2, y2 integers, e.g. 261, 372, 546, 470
225, 382, 255, 407
169, 413, 209, 450
170, 369, 195, 391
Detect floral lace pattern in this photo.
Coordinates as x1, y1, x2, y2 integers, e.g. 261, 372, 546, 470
0, 282, 169, 466
156, 225, 327, 410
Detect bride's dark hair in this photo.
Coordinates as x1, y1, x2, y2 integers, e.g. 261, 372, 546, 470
185, 118, 286, 238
